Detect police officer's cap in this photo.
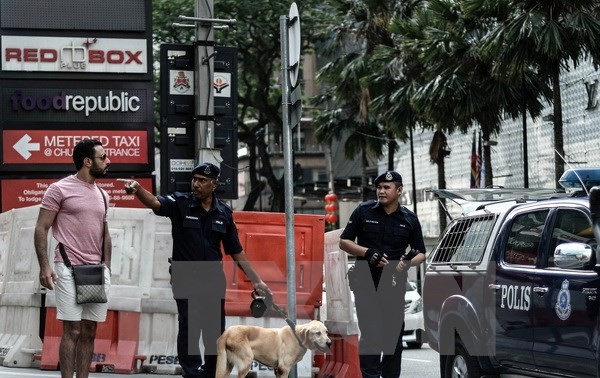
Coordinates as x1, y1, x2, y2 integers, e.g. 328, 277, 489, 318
374, 171, 403, 185
191, 162, 220, 179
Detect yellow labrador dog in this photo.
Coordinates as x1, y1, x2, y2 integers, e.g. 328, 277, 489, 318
215, 319, 331, 378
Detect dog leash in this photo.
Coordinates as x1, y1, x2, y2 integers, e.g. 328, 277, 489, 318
254, 290, 306, 348
271, 302, 307, 349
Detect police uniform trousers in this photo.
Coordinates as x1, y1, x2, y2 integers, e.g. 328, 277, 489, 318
172, 262, 226, 378
353, 262, 406, 378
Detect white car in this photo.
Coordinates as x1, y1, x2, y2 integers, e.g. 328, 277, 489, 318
403, 280, 425, 349
343, 279, 425, 349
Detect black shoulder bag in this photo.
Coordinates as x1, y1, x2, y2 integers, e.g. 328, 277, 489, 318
59, 186, 108, 304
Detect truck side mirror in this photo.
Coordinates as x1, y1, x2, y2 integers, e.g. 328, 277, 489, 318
554, 242, 593, 269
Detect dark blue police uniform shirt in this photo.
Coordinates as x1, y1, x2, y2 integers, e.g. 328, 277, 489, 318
340, 200, 426, 260
155, 192, 243, 261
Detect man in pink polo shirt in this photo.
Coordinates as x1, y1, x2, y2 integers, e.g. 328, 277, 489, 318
34, 139, 112, 378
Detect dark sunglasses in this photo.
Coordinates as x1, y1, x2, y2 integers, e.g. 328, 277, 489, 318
93, 153, 108, 161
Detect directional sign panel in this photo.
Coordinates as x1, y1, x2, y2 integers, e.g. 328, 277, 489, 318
3, 130, 148, 164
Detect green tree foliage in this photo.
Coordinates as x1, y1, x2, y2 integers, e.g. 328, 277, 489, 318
312, 0, 409, 199
152, 1, 196, 143
152, 0, 329, 210
472, 0, 600, 186
402, 0, 550, 187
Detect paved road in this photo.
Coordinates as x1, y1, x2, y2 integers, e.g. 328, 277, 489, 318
0, 344, 441, 378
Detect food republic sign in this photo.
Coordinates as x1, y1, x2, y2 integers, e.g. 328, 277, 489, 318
1, 36, 147, 73
2, 84, 150, 124
11, 89, 140, 117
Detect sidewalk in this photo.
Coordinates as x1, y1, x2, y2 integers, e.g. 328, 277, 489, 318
0, 366, 177, 378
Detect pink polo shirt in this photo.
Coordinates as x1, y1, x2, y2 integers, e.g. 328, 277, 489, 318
41, 175, 108, 265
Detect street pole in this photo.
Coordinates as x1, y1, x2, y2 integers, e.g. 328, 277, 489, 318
195, 0, 218, 165
522, 76, 529, 188
281, 4, 302, 375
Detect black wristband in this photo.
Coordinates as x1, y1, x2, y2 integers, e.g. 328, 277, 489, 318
403, 249, 419, 260
365, 248, 384, 267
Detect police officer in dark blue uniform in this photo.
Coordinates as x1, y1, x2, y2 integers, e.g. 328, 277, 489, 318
119, 162, 270, 378
340, 170, 426, 378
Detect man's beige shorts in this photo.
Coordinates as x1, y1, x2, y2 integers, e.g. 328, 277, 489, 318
54, 262, 111, 322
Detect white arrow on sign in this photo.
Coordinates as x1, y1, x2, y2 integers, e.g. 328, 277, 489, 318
13, 134, 41, 160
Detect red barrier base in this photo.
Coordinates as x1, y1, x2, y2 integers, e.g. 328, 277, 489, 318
39, 308, 145, 374
316, 334, 361, 378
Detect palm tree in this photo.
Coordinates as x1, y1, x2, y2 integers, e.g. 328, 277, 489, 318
312, 0, 410, 197
212, 0, 330, 211
399, 0, 550, 187
313, 55, 385, 200
474, 0, 600, 186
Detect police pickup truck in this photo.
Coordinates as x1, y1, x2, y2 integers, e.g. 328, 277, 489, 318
423, 169, 600, 378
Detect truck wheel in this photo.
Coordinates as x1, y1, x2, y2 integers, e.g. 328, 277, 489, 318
406, 341, 423, 349
406, 329, 423, 349
443, 339, 482, 378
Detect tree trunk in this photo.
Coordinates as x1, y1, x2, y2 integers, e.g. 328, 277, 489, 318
388, 139, 394, 171
481, 125, 494, 188
242, 138, 260, 211
551, 64, 564, 188
269, 179, 285, 212
362, 149, 370, 201
437, 149, 447, 233
252, 131, 285, 213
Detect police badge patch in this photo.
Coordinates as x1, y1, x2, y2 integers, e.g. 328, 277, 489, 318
555, 279, 572, 321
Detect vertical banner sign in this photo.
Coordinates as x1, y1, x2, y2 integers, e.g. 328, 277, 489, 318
159, 44, 196, 194
160, 44, 238, 199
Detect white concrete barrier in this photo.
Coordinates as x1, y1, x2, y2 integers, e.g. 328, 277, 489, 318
0, 205, 323, 376
137, 215, 178, 374
0, 206, 43, 367
322, 228, 359, 335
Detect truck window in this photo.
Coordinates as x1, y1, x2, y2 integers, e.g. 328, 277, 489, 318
431, 213, 496, 263
547, 209, 596, 269
504, 210, 549, 266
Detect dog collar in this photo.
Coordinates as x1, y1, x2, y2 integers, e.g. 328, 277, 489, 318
285, 318, 306, 349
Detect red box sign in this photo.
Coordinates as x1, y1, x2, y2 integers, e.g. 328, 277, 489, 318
3, 130, 148, 164
1, 177, 154, 212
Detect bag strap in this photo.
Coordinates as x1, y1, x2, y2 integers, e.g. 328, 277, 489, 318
59, 243, 72, 268
98, 186, 107, 264
58, 186, 108, 267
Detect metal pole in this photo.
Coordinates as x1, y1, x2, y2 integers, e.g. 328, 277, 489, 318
280, 14, 297, 378
326, 144, 335, 193
195, 0, 217, 163
409, 127, 417, 214
522, 76, 529, 188
409, 127, 422, 295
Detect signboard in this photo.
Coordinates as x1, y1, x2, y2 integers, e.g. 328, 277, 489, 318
1, 80, 152, 126
213, 72, 231, 98
0, 177, 154, 212
287, 3, 301, 88
169, 70, 194, 95
3, 130, 148, 164
0, 0, 154, 211
1, 36, 148, 73
170, 159, 195, 172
